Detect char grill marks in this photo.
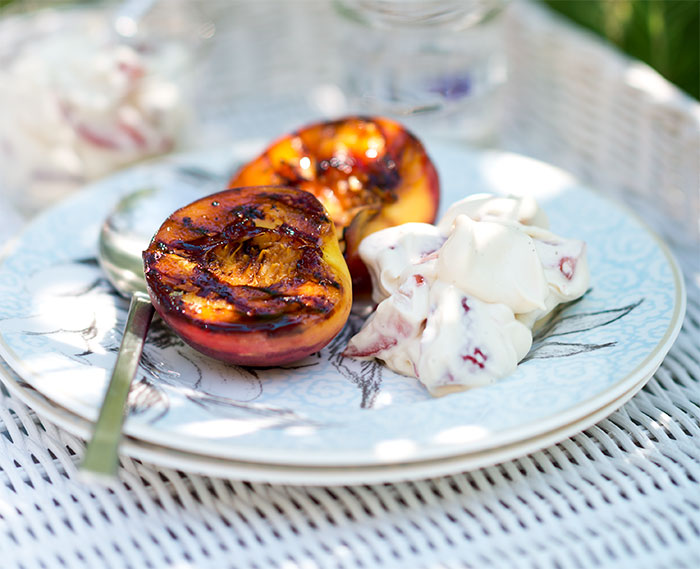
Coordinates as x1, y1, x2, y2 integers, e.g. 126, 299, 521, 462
144, 192, 341, 325
260, 118, 406, 215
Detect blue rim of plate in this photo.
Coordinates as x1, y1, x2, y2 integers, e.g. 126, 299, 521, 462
0, 356, 655, 485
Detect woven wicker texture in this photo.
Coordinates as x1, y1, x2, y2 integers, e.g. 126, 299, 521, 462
1, 2, 699, 568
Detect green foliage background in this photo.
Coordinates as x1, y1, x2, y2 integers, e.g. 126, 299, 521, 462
0, 0, 698, 99
543, 0, 699, 99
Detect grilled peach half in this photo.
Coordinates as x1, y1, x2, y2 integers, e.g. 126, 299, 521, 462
142, 186, 352, 366
229, 116, 440, 293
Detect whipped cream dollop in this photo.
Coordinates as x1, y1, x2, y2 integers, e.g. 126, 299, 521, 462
343, 193, 589, 396
0, 11, 189, 214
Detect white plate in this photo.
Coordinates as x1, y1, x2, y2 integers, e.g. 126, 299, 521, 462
0, 141, 686, 468
0, 357, 656, 485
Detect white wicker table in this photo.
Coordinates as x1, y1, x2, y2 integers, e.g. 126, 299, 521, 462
0, 2, 699, 568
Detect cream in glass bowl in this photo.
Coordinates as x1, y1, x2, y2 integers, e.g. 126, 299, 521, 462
0, 4, 196, 216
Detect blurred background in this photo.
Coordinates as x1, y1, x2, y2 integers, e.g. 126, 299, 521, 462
0, 0, 697, 226
1, 0, 697, 100
543, 0, 699, 99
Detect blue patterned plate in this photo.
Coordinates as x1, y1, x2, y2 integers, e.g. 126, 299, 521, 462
0, 141, 686, 467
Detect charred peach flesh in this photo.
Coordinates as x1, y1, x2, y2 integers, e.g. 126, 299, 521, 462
229, 116, 440, 292
142, 186, 352, 366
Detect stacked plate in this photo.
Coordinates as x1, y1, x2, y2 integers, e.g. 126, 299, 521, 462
0, 141, 685, 485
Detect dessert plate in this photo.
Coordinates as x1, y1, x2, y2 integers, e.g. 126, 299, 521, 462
0, 140, 685, 468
